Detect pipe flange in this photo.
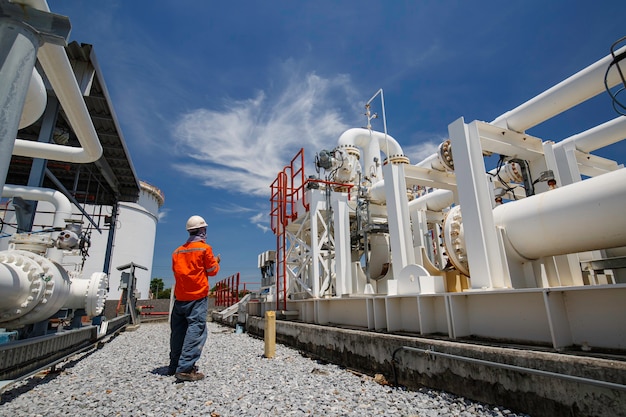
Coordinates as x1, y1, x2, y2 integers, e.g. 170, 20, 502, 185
85, 272, 109, 316
500, 161, 524, 183
0, 251, 46, 321
384, 154, 410, 165
437, 140, 454, 171
442, 205, 470, 276
336, 144, 360, 159
0, 250, 71, 329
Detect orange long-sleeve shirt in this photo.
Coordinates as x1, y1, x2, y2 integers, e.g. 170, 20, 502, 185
172, 241, 220, 301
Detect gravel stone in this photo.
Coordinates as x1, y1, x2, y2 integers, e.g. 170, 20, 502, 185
0, 321, 531, 416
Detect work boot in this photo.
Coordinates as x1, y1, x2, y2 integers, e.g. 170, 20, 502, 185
175, 368, 205, 382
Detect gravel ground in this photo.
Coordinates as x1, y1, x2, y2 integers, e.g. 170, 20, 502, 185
0, 321, 530, 417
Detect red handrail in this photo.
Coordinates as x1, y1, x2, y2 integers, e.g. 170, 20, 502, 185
269, 149, 355, 311
214, 272, 240, 307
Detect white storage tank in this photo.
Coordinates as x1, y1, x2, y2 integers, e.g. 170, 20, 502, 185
95, 180, 165, 301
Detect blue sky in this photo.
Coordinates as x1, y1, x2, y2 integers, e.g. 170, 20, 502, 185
48, 1, 626, 290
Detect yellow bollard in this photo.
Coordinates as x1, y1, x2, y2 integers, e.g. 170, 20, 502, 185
264, 310, 276, 358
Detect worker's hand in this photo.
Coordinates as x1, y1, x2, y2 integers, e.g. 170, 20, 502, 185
216, 254, 221, 263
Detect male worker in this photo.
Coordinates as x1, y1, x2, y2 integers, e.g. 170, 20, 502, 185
169, 215, 221, 381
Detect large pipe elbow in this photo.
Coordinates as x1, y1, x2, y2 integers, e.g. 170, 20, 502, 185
11, 0, 102, 164
2, 185, 72, 229
338, 128, 405, 181
337, 128, 404, 157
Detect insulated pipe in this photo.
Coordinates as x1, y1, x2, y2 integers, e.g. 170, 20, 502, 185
492, 168, 626, 260
337, 128, 404, 181
408, 189, 454, 212
415, 153, 448, 171
11, 0, 103, 164
2, 184, 72, 229
553, 115, 626, 154
492, 45, 626, 133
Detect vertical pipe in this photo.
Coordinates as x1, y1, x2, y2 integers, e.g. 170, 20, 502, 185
102, 203, 118, 276
236, 272, 240, 303
0, 18, 41, 194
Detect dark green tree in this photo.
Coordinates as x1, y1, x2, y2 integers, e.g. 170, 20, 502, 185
150, 278, 164, 299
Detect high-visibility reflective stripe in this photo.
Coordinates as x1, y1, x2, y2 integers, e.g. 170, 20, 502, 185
174, 247, 206, 255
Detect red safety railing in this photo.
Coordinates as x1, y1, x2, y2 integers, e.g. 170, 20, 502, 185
215, 272, 240, 307
270, 148, 306, 233
269, 148, 308, 311
269, 148, 356, 311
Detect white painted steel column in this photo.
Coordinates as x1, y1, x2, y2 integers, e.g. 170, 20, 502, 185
331, 192, 352, 296
493, 168, 626, 260
448, 118, 506, 289
382, 163, 415, 278
551, 140, 583, 186
308, 190, 324, 298
0, 16, 41, 194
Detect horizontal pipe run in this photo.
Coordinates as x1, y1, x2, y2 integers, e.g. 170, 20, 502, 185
492, 167, 626, 260
554, 115, 626, 154
491, 45, 626, 133
391, 345, 626, 392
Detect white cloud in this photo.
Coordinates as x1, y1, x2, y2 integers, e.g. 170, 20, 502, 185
403, 137, 443, 164
157, 208, 170, 222
250, 211, 270, 233
171, 67, 358, 197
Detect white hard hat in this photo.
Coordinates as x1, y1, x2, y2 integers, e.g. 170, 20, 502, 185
186, 215, 208, 230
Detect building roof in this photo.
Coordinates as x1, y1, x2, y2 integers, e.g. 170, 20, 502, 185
8, 41, 140, 207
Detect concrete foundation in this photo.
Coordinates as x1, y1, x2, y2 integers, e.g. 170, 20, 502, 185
213, 313, 626, 417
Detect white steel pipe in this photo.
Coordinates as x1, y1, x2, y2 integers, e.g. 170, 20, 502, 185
492, 168, 626, 260
2, 184, 72, 229
492, 45, 626, 133
408, 189, 454, 212
553, 116, 626, 154
11, 0, 103, 164
338, 128, 404, 181
414, 47, 626, 172
415, 152, 448, 171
